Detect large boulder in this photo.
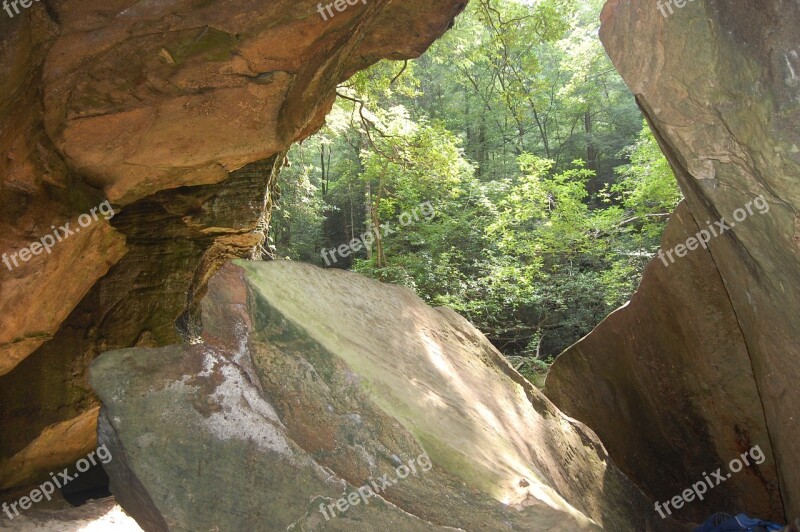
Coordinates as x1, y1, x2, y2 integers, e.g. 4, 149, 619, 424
546, 0, 800, 522
545, 202, 783, 522
90, 261, 678, 531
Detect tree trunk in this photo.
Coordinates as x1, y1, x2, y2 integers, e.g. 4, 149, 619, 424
364, 180, 373, 260
585, 110, 597, 171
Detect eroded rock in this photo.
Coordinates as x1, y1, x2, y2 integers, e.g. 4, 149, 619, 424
0, 496, 140, 531
547, 0, 800, 522
90, 261, 677, 531
546, 202, 783, 522
0, 0, 465, 492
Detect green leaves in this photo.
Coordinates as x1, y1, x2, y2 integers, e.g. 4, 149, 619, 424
345, 60, 420, 100
270, 0, 682, 372
613, 120, 682, 215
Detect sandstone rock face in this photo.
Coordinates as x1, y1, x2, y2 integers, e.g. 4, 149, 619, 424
5, 0, 799, 526
0, 407, 100, 492
0, 155, 284, 491
90, 261, 676, 531
0, 0, 465, 493
546, 202, 783, 522
547, 0, 800, 522
42, 0, 467, 204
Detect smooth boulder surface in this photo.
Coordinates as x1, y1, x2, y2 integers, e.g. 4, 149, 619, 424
90, 261, 678, 531
546, 202, 783, 522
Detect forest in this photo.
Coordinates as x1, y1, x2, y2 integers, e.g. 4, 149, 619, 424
269, 0, 682, 385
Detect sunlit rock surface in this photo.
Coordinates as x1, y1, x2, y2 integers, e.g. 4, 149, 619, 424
3, 0, 798, 525
90, 261, 677, 531
547, 0, 800, 522
0, 407, 100, 492
0, 497, 141, 531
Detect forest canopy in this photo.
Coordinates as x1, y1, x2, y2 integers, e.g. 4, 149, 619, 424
269, 0, 681, 385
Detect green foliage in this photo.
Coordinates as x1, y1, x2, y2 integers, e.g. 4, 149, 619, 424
269, 0, 682, 387
611, 121, 682, 239
508, 355, 556, 388
347, 61, 420, 100
270, 150, 327, 263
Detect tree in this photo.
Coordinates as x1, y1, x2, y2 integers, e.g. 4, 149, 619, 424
269, 0, 682, 385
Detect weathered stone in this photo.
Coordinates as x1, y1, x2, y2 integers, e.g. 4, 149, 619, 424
0, 407, 100, 491
546, 202, 783, 522
0, 0, 466, 492
547, 0, 800, 522
4, 0, 799, 526
90, 261, 678, 531
0, 156, 283, 483
0, 221, 127, 376
43, 0, 468, 204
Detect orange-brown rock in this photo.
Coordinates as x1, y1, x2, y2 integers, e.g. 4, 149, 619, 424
0, 0, 466, 494
0, 220, 126, 376
43, 0, 467, 205
0, 406, 100, 491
